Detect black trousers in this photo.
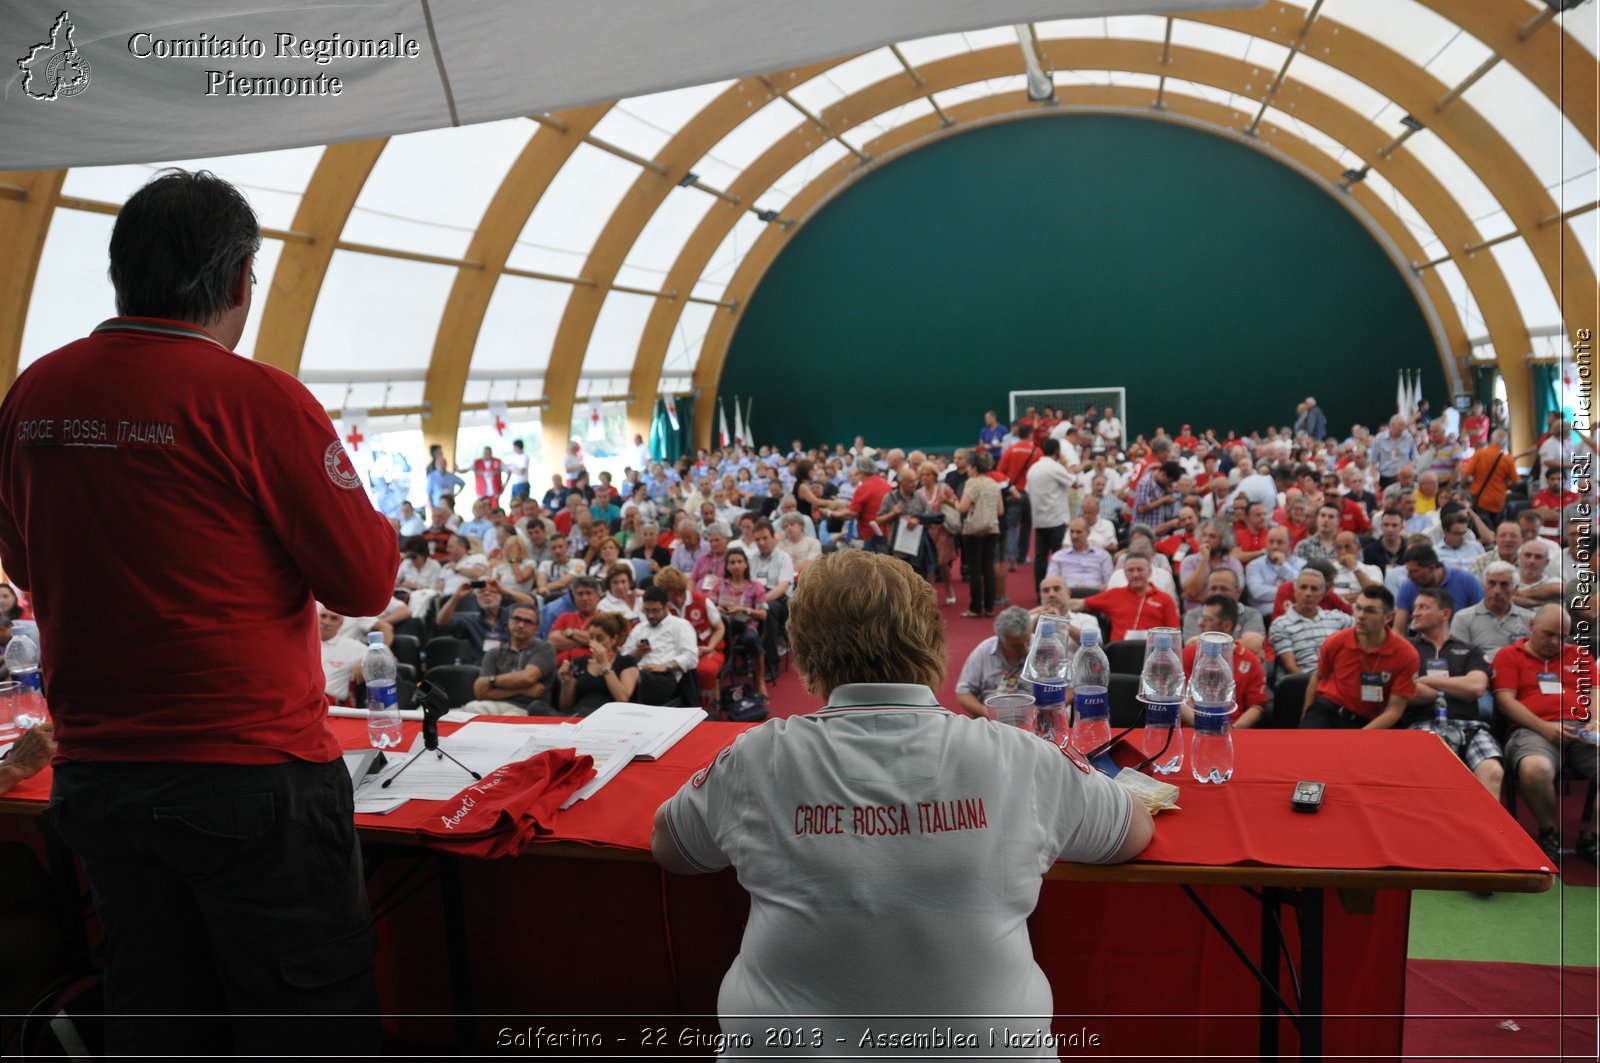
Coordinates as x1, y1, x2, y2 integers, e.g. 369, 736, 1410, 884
1032, 524, 1066, 600
636, 669, 681, 705
963, 532, 999, 613
1300, 697, 1367, 730
762, 596, 790, 671
47, 759, 380, 1056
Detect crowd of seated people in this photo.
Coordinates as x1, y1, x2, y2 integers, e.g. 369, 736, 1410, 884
326, 401, 1596, 857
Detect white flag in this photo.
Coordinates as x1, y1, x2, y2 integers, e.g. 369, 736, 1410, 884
339, 408, 369, 453
1396, 371, 1408, 418
586, 395, 605, 441
733, 395, 746, 447
488, 402, 510, 437
663, 394, 679, 432
718, 399, 730, 447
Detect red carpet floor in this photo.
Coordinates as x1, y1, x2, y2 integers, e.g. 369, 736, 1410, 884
1404, 960, 1597, 1062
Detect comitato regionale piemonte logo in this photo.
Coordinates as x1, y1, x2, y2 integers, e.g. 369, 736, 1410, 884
17, 11, 92, 100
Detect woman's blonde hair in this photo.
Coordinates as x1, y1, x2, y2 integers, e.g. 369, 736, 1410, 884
788, 550, 945, 697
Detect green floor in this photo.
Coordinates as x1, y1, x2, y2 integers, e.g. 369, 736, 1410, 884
1409, 881, 1600, 967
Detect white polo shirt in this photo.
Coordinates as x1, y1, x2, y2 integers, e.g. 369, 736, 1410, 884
662, 682, 1134, 1054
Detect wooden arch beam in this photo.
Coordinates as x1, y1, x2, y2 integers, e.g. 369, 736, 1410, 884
538, 69, 839, 472
252, 139, 387, 374
630, 42, 1530, 449
421, 104, 611, 461
0, 169, 67, 389
1409, 0, 1597, 153
1190, 6, 1594, 449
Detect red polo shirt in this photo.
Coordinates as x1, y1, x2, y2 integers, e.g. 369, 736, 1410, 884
1082, 586, 1179, 641
1492, 639, 1594, 722
1233, 523, 1270, 555
1337, 497, 1371, 535
848, 474, 893, 540
1315, 627, 1420, 719
1182, 642, 1267, 717
997, 440, 1042, 491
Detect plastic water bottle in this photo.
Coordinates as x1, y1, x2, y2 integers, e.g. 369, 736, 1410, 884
1024, 616, 1072, 744
1189, 633, 1236, 784
4, 635, 48, 730
1070, 627, 1112, 755
364, 632, 402, 750
1138, 628, 1185, 775
1427, 691, 1455, 748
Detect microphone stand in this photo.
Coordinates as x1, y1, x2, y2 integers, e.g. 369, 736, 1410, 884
381, 679, 482, 788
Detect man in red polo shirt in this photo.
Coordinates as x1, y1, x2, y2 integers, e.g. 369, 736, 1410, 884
997, 424, 1043, 566
1232, 500, 1271, 564
838, 454, 893, 549
548, 577, 604, 662
1180, 596, 1267, 728
1301, 585, 1420, 729
1493, 604, 1598, 861
1068, 554, 1179, 641
1174, 424, 1199, 453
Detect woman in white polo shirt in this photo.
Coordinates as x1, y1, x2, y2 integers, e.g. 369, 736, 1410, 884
652, 550, 1152, 1056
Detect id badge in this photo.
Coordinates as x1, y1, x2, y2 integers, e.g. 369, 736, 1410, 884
1537, 671, 1562, 696
482, 638, 501, 654
1426, 658, 1448, 679
1360, 671, 1385, 703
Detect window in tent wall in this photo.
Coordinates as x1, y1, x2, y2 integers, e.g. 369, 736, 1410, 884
567, 400, 636, 486
453, 416, 544, 506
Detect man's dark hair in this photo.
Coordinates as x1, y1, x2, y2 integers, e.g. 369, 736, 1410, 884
1317, 501, 1342, 518
1402, 544, 1440, 567
1014, 423, 1034, 440
1202, 594, 1240, 628
1303, 557, 1336, 582
753, 518, 775, 536
571, 576, 602, 595
1040, 438, 1060, 457
450, 533, 472, 551
1271, 466, 1297, 484
1359, 585, 1396, 611
1442, 512, 1469, 531
109, 169, 262, 322
513, 439, 524, 450
642, 587, 669, 606
1160, 460, 1185, 481
1414, 587, 1456, 613
1381, 507, 1403, 523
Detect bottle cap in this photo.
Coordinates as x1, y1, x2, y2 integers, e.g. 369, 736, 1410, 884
1151, 632, 1173, 650
1037, 619, 1055, 637
367, 631, 386, 645
1200, 639, 1224, 655
1079, 628, 1099, 647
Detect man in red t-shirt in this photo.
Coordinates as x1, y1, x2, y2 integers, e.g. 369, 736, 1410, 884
997, 424, 1043, 566
1530, 468, 1579, 513
0, 171, 396, 1054
1174, 425, 1199, 452
1232, 500, 1271, 564
1493, 604, 1598, 860
827, 454, 893, 547
472, 445, 505, 502
1301, 586, 1420, 729
1180, 596, 1267, 728
548, 577, 605, 662
1069, 554, 1180, 640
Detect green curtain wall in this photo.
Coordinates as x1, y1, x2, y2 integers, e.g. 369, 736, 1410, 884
718, 115, 1446, 451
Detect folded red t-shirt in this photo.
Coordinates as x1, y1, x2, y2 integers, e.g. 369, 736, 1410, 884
417, 749, 596, 859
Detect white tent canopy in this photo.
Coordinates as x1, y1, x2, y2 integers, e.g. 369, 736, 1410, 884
0, 0, 1254, 169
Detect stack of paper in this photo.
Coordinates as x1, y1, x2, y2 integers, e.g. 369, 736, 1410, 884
575, 702, 707, 760
351, 706, 708, 814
